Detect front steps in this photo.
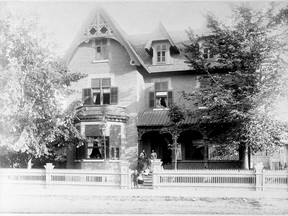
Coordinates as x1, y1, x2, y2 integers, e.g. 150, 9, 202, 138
135, 173, 153, 189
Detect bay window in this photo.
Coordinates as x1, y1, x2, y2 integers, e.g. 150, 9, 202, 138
75, 124, 121, 160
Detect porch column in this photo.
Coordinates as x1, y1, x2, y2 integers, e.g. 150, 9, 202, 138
203, 133, 209, 169
137, 130, 145, 156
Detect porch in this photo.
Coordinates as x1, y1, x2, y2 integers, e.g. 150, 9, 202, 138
137, 110, 244, 170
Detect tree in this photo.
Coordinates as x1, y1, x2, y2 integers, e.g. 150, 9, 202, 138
183, 4, 288, 168
0, 14, 86, 167
161, 104, 186, 170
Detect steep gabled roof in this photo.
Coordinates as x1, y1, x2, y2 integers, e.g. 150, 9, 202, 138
65, 5, 149, 72
144, 22, 179, 56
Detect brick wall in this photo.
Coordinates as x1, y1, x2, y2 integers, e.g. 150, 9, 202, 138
143, 73, 199, 110
68, 38, 140, 168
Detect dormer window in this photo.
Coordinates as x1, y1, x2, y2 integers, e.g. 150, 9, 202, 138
151, 42, 170, 65
156, 44, 167, 63
203, 47, 214, 59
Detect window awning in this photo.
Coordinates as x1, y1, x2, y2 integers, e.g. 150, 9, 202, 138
85, 125, 102, 136
137, 110, 198, 127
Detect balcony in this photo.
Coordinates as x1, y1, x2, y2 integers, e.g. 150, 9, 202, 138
75, 105, 129, 123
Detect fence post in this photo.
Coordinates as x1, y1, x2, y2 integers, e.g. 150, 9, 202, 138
44, 163, 55, 189
120, 161, 129, 189
254, 162, 264, 191
151, 159, 162, 189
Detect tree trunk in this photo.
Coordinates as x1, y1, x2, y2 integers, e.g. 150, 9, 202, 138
239, 144, 249, 170
27, 158, 33, 169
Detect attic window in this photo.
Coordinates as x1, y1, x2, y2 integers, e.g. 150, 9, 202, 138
89, 27, 97, 35
100, 26, 108, 34
92, 39, 108, 61
156, 44, 167, 63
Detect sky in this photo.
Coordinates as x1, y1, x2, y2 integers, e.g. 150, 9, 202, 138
1, 1, 285, 55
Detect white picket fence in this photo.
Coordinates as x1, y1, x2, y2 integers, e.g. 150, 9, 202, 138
1, 161, 287, 192
0, 162, 131, 190
151, 161, 288, 191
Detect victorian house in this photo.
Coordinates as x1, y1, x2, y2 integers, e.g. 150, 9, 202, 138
65, 6, 287, 170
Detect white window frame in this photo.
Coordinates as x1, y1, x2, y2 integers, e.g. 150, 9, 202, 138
152, 42, 170, 65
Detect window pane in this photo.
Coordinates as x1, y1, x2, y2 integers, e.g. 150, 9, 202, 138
156, 96, 167, 108
111, 148, 115, 159
102, 38, 107, 45
149, 92, 155, 108
156, 45, 161, 51
155, 82, 161, 91
82, 88, 92, 105
93, 92, 100, 105
116, 148, 120, 159
162, 51, 165, 62
96, 46, 101, 53
155, 82, 168, 91
162, 45, 167, 51
103, 93, 110, 104
162, 82, 168, 90
110, 87, 118, 104
102, 78, 111, 88
91, 79, 101, 88
101, 45, 108, 60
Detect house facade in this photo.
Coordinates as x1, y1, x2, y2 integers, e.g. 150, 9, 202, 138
65, 7, 287, 170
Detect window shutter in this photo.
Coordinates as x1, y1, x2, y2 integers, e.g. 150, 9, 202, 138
110, 87, 118, 104
168, 91, 173, 107
149, 92, 155, 108
82, 88, 92, 105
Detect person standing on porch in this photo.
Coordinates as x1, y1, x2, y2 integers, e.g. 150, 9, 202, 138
150, 149, 157, 160
140, 149, 146, 159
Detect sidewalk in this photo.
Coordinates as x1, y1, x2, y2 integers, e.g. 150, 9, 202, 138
1, 184, 288, 199
1, 185, 288, 215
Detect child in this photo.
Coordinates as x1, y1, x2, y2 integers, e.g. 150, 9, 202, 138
138, 172, 144, 185
131, 170, 139, 188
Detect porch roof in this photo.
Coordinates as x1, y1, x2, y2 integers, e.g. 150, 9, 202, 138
137, 110, 198, 127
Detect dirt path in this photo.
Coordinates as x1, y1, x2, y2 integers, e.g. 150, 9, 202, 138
1, 195, 287, 215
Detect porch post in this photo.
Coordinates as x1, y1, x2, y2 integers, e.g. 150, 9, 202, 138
203, 131, 209, 169
137, 131, 145, 157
